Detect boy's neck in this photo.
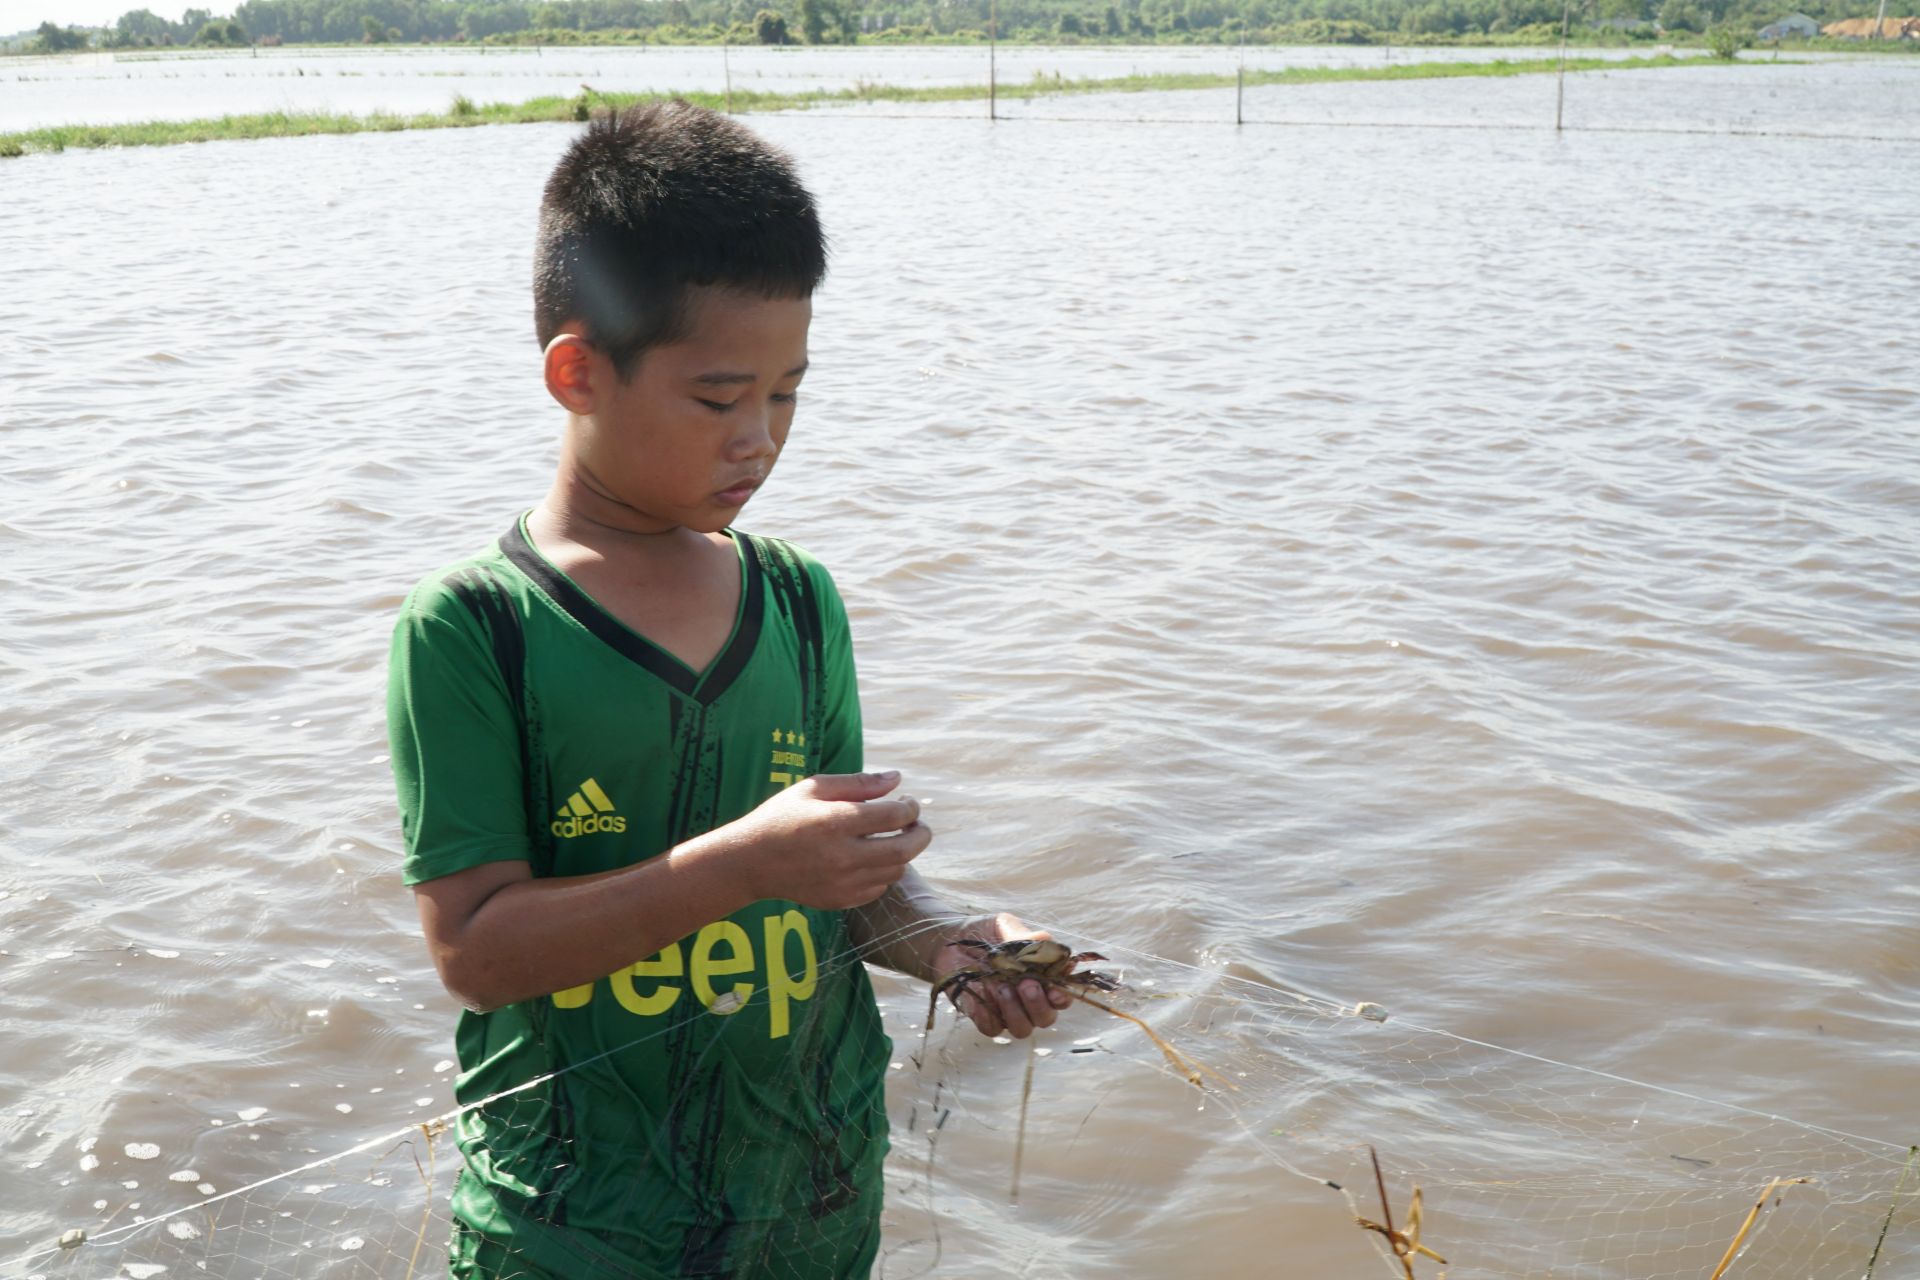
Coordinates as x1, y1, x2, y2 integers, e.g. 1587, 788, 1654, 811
541, 455, 674, 538
531, 467, 719, 568
525, 482, 744, 675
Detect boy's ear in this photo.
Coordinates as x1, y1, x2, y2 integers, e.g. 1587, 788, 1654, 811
543, 332, 598, 415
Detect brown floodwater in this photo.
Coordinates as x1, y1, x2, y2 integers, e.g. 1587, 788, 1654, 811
1, 55, 1917, 1280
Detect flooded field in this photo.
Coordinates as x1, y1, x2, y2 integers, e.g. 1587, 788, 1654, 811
2, 50, 1917, 1280
0, 39, 1783, 131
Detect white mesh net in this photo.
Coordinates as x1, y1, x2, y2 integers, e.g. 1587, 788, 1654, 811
9, 915, 1916, 1280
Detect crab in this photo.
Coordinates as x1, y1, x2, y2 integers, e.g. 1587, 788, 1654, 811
922, 937, 1216, 1089
924, 938, 1120, 1035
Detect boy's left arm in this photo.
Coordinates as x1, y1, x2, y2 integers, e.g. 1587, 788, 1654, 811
847, 876, 1072, 1039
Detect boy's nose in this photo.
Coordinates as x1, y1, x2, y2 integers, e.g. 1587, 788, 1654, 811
728, 409, 777, 459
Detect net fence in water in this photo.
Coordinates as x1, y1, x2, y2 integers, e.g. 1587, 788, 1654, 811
7, 915, 1916, 1280
764, 31, 1920, 145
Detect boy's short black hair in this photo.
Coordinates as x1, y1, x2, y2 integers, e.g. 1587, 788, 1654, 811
534, 100, 827, 378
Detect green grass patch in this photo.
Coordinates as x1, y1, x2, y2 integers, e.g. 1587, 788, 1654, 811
0, 54, 1712, 159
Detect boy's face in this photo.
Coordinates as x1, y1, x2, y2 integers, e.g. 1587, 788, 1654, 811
570, 286, 811, 536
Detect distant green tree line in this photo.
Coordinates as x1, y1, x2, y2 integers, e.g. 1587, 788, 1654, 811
33, 0, 1896, 52
84, 8, 249, 47
242, 0, 1915, 41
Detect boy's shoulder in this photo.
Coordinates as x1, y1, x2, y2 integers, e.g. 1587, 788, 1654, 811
738, 530, 850, 611
742, 528, 829, 574
394, 527, 523, 632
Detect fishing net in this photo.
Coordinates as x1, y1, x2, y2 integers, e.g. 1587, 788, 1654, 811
883, 921, 1920, 1280
8, 914, 1916, 1280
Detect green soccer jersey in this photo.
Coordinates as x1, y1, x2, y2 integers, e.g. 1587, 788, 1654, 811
387, 514, 890, 1280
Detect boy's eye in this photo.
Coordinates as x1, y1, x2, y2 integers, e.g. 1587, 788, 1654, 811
697, 394, 799, 411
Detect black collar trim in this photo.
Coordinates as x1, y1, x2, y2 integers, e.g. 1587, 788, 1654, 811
500, 517, 764, 706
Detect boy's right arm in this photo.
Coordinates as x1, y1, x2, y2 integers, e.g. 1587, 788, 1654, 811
413, 771, 929, 1013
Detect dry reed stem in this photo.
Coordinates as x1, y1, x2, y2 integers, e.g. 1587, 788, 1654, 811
1371, 1146, 1407, 1280
1356, 1146, 1447, 1279
404, 1120, 442, 1280
1863, 1145, 1919, 1278
1010, 1034, 1037, 1204
1706, 1176, 1811, 1280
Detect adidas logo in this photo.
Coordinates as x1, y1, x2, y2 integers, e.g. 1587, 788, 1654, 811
551, 778, 627, 839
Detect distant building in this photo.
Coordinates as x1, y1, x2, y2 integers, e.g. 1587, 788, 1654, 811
1757, 12, 1819, 37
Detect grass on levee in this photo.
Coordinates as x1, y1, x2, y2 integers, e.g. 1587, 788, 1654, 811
0, 54, 1706, 158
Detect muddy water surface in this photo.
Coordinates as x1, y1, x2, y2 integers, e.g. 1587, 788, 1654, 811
2, 56, 1917, 1279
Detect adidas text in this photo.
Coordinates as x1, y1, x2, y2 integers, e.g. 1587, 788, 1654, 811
552, 813, 628, 839
552, 778, 624, 838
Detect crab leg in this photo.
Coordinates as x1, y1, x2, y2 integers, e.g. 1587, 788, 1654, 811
1057, 988, 1229, 1091
915, 971, 975, 1068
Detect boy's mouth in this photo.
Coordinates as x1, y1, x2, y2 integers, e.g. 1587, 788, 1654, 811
714, 477, 762, 505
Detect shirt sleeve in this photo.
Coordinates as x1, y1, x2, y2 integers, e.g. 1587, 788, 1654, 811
386, 583, 533, 886
810, 562, 864, 777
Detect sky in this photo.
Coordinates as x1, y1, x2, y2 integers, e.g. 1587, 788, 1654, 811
2, 1, 190, 31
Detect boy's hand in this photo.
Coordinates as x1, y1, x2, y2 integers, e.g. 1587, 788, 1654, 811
930, 912, 1073, 1041
728, 771, 931, 911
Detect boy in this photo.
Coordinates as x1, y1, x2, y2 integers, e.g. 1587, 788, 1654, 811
386, 101, 1068, 1279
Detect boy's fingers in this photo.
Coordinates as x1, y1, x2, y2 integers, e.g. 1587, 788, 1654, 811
961, 991, 1004, 1037
955, 982, 1062, 1039
859, 822, 931, 865
802, 770, 899, 803
1019, 979, 1060, 1028
851, 794, 919, 835
990, 981, 1036, 1038
850, 839, 926, 901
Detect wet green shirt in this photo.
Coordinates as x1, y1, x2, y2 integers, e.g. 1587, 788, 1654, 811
387, 515, 889, 1279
